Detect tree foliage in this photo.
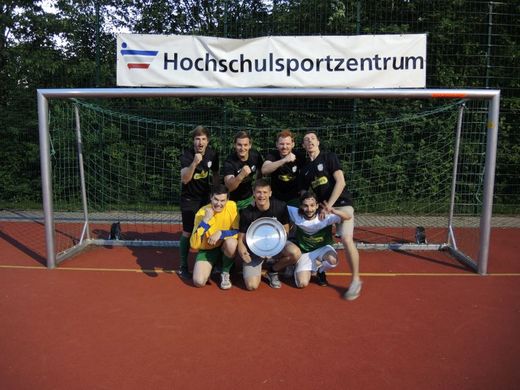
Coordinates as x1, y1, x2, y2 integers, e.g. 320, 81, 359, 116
0, 0, 518, 210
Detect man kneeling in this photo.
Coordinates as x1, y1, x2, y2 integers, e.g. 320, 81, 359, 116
288, 191, 351, 288
190, 184, 239, 289
238, 179, 301, 290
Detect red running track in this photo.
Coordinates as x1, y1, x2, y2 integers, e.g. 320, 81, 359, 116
0, 221, 519, 389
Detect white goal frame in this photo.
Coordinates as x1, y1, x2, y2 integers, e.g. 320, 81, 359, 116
37, 87, 500, 274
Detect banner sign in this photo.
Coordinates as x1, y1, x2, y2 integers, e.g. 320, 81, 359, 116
117, 34, 426, 88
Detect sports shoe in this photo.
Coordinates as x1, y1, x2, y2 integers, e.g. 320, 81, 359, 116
316, 271, 328, 287
343, 279, 363, 301
220, 272, 232, 290
266, 271, 282, 289
177, 266, 192, 280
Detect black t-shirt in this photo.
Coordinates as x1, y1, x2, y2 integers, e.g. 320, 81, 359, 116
264, 149, 305, 202
239, 198, 289, 233
180, 147, 219, 201
299, 151, 353, 207
223, 149, 264, 202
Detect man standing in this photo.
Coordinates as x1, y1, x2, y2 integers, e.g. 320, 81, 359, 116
223, 131, 264, 211
178, 126, 219, 279
190, 185, 238, 290
237, 179, 301, 290
261, 129, 304, 206
288, 191, 351, 288
299, 131, 362, 300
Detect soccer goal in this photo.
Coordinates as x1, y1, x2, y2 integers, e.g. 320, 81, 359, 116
37, 88, 500, 274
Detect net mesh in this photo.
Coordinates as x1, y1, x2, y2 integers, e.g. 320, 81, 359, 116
48, 96, 489, 260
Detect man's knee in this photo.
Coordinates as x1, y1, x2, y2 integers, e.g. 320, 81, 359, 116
342, 234, 355, 246
244, 276, 260, 291
295, 272, 310, 288
296, 279, 309, 289
193, 276, 206, 288
245, 281, 259, 291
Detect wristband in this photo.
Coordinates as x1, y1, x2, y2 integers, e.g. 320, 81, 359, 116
198, 221, 210, 232
220, 229, 238, 238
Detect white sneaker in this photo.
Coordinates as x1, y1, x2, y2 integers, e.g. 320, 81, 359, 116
343, 279, 362, 301
220, 272, 232, 290
266, 271, 282, 288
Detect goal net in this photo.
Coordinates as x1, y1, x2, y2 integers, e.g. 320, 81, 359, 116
38, 88, 499, 273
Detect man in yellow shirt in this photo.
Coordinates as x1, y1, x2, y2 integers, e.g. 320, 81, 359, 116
190, 184, 239, 289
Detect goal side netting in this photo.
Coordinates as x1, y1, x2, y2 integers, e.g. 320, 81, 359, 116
37, 88, 500, 274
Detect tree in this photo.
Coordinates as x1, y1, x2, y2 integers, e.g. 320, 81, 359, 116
0, 1, 64, 203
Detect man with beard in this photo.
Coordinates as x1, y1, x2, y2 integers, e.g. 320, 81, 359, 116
288, 191, 351, 288
178, 126, 220, 279
261, 129, 304, 206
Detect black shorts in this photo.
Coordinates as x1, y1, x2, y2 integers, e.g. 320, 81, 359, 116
180, 198, 208, 233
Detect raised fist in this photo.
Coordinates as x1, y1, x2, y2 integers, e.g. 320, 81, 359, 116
193, 153, 203, 166
203, 206, 214, 222
240, 165, 252, 178
284, 153, 296, 163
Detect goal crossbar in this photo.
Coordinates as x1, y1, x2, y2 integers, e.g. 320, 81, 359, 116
37, 88, 500, 274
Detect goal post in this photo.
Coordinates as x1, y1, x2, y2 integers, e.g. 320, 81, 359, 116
37, 88, 500, 274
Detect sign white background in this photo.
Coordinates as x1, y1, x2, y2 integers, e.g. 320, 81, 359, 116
117, 34, 427, 88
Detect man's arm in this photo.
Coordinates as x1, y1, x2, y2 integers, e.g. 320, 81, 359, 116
181, 153, 203, 185
207, 205, 239, 243
189, 207, 213, 249
237, 232, 252, 263
206, 212, 239, 246
322, 200, 352, 221
282, 223, 290, 235
224, 165, 252, 192
261, 153, 296, 175
326, 169, 346, 207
